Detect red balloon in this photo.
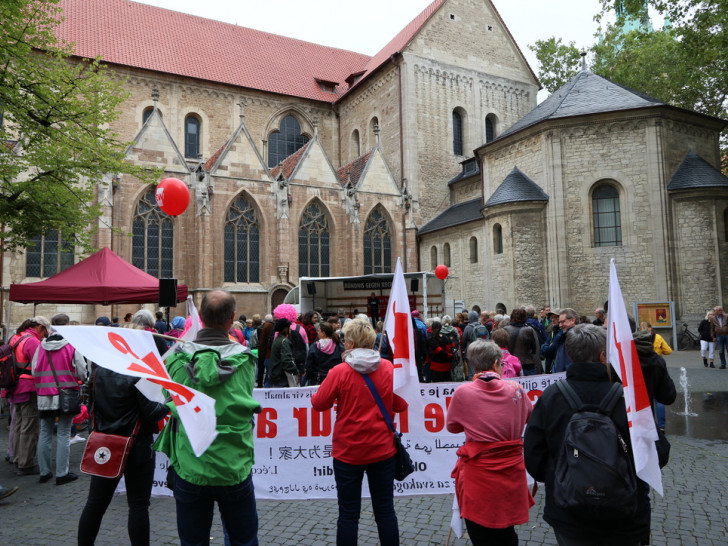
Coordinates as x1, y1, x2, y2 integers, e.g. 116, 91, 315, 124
435, 264, 449, 280
155, 178, 190, 216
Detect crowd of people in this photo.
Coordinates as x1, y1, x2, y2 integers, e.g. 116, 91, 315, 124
4, 295, 724, 546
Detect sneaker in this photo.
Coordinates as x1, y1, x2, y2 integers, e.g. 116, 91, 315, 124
70, 435, 86, 444
0, 486, 19, 500
721, 365, 727, 370
39, 473, 53, 484
710, 363, 716, 368
56, 473, 78, 485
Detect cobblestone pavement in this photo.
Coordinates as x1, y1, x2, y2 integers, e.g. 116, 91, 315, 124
1, 350, 727, 545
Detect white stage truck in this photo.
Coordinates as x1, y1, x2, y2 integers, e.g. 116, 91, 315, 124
283, 272, 459, 321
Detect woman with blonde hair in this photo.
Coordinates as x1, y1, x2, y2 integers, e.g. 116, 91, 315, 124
312, 318, 407, 545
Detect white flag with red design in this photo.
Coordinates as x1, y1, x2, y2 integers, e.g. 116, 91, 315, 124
54, 325, 217, 457
606, 259, 663, 495
383, 258, 423, 408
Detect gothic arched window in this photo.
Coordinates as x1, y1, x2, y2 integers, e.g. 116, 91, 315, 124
132, 189, 174, 277
25, 230, 74, 277
299, 202, 330, 277
268, 115, 309, 167
592, 184, 622, 247
363, 207, 392, 274
184, 114, 201, 158
224, 195, 260, 283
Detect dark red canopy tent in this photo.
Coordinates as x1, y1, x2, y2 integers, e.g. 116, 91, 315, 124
9, 247, 188, 305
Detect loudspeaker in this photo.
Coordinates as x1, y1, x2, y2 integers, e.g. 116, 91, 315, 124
410, 278, 419, 292
306, 282, 316, 295
159, 278, 178, 308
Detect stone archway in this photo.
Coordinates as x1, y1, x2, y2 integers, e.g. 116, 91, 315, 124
271, 288, 288, 310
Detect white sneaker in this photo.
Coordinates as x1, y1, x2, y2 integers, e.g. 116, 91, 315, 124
70, 435, 86, 444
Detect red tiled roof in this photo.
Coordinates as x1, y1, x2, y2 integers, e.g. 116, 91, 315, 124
336, 151, 373, 187
269, 141, 311, 180
55, 0, 371, 103
350, 0, 447, 92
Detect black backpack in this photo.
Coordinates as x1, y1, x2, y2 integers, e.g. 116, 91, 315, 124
553, 380, 638, 521
288, 324, 309, 368
0, 334, 33, 389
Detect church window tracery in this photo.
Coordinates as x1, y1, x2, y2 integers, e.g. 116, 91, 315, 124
363, 207, 392, 274
299, 202, 330, 277
224, 195, 260, 283
132, 189, 174, 277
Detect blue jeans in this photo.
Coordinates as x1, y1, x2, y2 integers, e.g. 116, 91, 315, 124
333, 455, 399, 546
38, 412, 72, 477
655, 402, 666, 429
522, 365, 539, 376
174, 473, 258, 546
716, 335, 728, 366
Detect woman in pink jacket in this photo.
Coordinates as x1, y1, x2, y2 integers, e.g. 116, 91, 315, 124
447, 339, 533, 546
311, 318, 408, 546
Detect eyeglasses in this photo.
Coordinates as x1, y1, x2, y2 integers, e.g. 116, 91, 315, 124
558, 318, 574, 325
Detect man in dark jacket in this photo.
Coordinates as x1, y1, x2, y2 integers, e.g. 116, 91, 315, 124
541, 308, 577, 373
524, 324, 651, 545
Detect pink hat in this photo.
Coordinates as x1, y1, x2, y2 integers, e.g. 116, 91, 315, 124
273, 303, 298, 322
411, 310, 420, 317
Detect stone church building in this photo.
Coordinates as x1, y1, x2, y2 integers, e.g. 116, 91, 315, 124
4, 0, 726, 326
419, 69, 728, 321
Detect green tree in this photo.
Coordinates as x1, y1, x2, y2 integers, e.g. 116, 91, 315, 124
0, 0, 157, 252
531, 0, 727, 170
528, 37, 582, 94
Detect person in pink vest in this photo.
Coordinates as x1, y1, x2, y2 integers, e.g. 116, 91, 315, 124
31, 313, 87, 485
9, 316, 49, 475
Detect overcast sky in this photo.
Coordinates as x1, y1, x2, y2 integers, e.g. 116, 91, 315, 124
134, 0, 608, 89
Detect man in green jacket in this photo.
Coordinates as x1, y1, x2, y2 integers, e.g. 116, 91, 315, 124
155, 289, 260, 546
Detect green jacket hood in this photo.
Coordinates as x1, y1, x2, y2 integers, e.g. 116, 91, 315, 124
172, 341, 252, 388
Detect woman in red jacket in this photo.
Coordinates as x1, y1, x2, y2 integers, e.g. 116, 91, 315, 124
311, 318, 408, 546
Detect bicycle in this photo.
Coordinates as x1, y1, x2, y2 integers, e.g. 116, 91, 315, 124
677, 322, 700, 351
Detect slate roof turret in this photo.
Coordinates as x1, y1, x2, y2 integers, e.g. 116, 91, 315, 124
417, 198, 483, 236
490, 70, 666, 143
667, 152, 728, 192
484, 167, 548, 207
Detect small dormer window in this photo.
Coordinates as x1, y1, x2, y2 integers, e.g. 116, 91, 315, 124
315, 78, 338, 93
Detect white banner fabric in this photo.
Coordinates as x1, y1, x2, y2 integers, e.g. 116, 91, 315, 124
144, 373, 565, 499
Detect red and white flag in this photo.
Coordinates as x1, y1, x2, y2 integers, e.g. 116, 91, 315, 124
383, 258, 422, 409
606, 259, 663, 495
54, 325, 217, 457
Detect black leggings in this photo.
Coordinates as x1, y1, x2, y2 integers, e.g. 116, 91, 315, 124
77, 437, 156, 546
465, 519, 518, 546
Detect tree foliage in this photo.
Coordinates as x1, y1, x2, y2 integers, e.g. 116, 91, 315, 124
528, 38, 582, 94
0, 0, 157, 252
530, 0, 727, 171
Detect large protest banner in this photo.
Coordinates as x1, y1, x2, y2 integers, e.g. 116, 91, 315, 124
146, 373, 565, 499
